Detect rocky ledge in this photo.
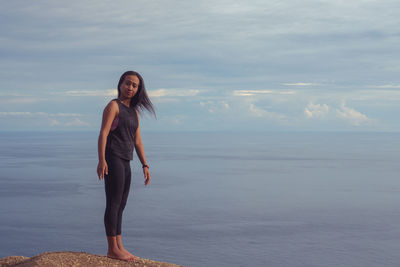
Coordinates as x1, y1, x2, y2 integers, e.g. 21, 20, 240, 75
0, 251, 184, 267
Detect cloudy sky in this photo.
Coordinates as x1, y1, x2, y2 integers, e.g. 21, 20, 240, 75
1, 0, 400, 132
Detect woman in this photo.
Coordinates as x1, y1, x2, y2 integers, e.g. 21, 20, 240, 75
97, 71, 155, 262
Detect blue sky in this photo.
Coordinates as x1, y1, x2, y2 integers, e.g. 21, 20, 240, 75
1, 0, 400, 132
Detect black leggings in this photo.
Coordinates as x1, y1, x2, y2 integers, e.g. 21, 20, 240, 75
104, 152, 131, 236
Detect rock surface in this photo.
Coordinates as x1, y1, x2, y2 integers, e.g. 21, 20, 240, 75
0, 251, 184, 267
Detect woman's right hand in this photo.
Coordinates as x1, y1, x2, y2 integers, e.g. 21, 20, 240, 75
97, 160, 108, 180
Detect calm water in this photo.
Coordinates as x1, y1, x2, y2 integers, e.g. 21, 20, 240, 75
0, 131, 400, 267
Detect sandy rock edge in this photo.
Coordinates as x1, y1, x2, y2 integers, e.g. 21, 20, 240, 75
0, 251, 185, 267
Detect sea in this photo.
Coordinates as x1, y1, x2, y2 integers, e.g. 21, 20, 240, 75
0, 131, 399, 267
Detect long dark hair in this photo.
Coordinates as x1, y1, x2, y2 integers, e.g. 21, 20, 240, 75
117, 71, 156, 117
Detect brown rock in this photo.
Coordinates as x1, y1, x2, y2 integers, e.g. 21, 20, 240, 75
0, 251, 185, 267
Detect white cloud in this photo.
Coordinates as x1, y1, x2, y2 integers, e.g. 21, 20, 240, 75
0, 112, 33, 117
65, 90, 117, 97
64, 118, 90, 126
0, 97, 39, 104
199, 100, 231, 113
221, 101, 230, 109
304, 103, 329, 118
151, 97, 180, 103
55, 113, 82, 117
248, 103, 286, 120
0, 111, 88, 127
373, 84, 400, 89
283, 83, 318, 86
233, 90, 296, 96
157, 115, 187, 125
249, 103, 267, 117
336, 102, 374, 126
49, 118, 60, 126
0, 112, 81, 117
148, 89, 199, 97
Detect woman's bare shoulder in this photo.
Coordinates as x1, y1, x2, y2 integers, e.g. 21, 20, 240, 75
106, 99, 118, 108
104, 99, 119, 114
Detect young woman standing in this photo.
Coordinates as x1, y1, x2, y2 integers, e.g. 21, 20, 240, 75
97, 71, 155, 262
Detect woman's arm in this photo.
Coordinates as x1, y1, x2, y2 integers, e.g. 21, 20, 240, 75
134, 110, 151, 186
97, 101, 118, 180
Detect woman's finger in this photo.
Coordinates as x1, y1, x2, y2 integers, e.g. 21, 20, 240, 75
144, 170, 151, 185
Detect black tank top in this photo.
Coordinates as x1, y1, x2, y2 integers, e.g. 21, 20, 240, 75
105, 99, 138, 161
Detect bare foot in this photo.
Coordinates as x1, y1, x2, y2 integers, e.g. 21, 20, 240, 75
107, 248, 135, 262
119, 246, 138, 261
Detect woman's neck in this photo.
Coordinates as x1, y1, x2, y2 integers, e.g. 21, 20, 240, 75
118, 97, 130, 107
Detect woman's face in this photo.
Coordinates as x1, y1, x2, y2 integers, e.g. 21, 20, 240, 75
119, 75, 140, 99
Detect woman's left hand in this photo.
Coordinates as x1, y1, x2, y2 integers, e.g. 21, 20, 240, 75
143, 167, 151, 186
